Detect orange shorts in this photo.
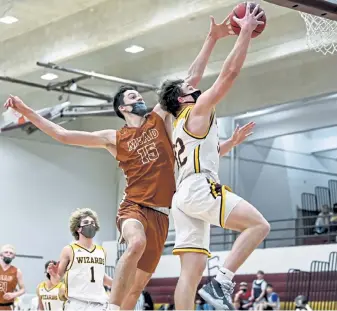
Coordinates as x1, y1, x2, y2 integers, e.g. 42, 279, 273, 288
116, 200, 169, 273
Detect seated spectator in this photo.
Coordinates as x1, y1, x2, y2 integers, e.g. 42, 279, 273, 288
330, 203, 337, 229
294, 295, 313, 311
315, 205, 333, 234
234, 282, 253, 310
251, 270, 268, 310
257, 284, 280, 310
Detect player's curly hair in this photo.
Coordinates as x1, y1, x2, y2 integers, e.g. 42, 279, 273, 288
113, 85, 136, 120
69, 208, 100, 240
158, 79, 184, 117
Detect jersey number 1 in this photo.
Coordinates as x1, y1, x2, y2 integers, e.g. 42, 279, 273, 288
44, 302, 51, 310
90, 266, 96, 283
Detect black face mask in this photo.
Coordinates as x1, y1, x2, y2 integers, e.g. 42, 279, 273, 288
80, 224, 97, 239
183, 90, 201, 103
3, 257, 13, 265
122, 101, 148, 117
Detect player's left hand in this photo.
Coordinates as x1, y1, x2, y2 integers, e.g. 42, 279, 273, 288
231, 121, 255, 146
47, 261, 59, 277
209, 14, 234, 39
3, 292, 16, 300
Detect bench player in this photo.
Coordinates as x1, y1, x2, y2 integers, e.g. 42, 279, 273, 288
48, 208, 112, 310
159, 4, 270, 310
36, 260, 66, 311
0, 245, 25, 311
4, 14, 236, 310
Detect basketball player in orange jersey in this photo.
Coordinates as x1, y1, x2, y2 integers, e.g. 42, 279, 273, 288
0, 245, 25, 310
47, 208, 112, 310
36, 260, 66, 311
159, 3, 270, 310
5, 14, 239, 311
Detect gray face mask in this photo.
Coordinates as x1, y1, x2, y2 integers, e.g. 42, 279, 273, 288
122, 101, 148, 117
80, 225, 97, 239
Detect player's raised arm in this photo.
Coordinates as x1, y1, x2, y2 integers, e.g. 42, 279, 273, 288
185, 14, 233, 88
153, 14, 233, 130
192, 4, 264, 116
4, 95, 116, 148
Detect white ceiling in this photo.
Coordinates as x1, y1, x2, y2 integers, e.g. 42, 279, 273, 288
1, 0, 337, 132
0, 0, 108, 41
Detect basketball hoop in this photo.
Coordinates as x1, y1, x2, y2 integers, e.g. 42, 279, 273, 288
299, 12, 337, 55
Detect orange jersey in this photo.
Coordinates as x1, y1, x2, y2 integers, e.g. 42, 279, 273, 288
0, 265, 17, 305
116, 111, 175, 207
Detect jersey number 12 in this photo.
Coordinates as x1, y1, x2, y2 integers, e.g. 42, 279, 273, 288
90, 266, 96, 283
174, 138, 187, 168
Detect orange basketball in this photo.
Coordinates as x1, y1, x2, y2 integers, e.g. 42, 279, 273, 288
230, 2, 267, 38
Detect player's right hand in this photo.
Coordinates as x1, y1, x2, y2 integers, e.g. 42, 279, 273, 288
4, 95, 28, 115
47, 261, 59, 277
233, 2, 265, 32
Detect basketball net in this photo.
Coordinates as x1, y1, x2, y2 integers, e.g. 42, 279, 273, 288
299, 12, 337, 55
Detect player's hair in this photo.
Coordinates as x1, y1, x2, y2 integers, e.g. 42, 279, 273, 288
69, 208, 100, 240
113, 85, 136, 120
158, 79, 184, 117
0, 244, 16, 254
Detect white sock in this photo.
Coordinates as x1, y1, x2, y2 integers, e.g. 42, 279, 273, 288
215, 267, 235, 283
108, 304, 120, 311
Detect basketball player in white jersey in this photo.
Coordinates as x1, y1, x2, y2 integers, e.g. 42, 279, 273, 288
159, 4, 270, 310
36, 260, 65, 311
48, 208, 113, 311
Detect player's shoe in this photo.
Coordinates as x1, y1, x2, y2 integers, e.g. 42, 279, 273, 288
198, 278, 235, 310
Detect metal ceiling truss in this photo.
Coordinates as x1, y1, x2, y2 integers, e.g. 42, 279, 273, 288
0, 62, 158, 135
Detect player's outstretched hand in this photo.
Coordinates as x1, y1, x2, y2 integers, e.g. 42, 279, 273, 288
233, 2, 265, 32
47, 261, 59, 277
231, 121, 255, 146
4, 95, 29, 115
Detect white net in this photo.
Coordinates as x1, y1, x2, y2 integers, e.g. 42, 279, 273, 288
299, 12, 337, 55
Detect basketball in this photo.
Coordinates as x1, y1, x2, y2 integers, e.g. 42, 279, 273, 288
230, 2, 267, 38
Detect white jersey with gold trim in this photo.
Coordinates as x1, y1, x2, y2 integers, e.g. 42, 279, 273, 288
173, 105, 220, 186
65, 243, 107, 304
37, 281, 65, 311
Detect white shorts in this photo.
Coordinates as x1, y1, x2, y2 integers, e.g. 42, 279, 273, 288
172, 174, 243, 256
64, 298, 108, 311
